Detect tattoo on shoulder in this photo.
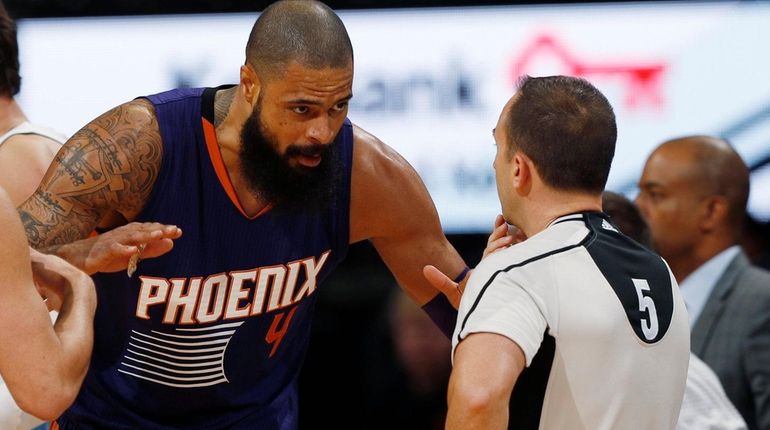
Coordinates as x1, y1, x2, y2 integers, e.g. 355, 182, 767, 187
214, 87, 236, 128
19, 99, 162, 248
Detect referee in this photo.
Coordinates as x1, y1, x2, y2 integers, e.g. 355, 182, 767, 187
426, 75, 689, 429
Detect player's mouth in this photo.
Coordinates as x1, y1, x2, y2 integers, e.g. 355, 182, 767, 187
295, 154, 322, 168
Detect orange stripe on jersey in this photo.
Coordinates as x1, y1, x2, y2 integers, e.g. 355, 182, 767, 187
50, 421, 60, 430
201, 118, 271, 220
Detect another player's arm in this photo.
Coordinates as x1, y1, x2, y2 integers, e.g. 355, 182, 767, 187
0, 134, 60, 206
447, 333, 524, 430
349, 126, 467, 324
0, 188, 95, 420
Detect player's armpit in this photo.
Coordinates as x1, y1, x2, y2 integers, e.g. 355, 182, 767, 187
18, 98, 162, 249
349, 124, 467, 305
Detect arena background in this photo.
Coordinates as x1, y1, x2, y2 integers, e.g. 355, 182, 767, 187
6, 1, 768, 428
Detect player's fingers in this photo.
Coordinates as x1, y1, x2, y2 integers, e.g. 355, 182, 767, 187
487, 222, 509, 245
494, 214, 506, 228
164, 225, 183, 238
119, 227, 178, 246
141, 238, 175, 259
484, 236, 513, 258
120, 222, 180, 237
110, 242, 140, 256
423, 265, 457, 295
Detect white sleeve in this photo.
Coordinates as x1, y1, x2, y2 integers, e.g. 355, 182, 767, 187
453, 265, 548, 367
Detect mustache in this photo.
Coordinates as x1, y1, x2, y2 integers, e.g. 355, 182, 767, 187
285, 143, 329, 158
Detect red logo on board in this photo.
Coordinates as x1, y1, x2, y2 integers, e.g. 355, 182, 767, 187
511, 34, 667, 110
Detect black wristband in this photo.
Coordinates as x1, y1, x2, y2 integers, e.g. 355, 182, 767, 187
453, 266, 470, 283
422, 294, 458, 339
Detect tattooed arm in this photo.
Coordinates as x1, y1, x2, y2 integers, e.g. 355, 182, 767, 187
17, 99, 181, 273
20, 99, 160, 246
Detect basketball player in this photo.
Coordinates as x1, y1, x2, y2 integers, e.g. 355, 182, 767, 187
18, 1, 467, 428
425, 76, 690, 429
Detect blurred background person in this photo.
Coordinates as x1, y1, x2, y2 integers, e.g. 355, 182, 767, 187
363, 289, 451, 430
636, 136, 770, 430
742, 214, 770, 271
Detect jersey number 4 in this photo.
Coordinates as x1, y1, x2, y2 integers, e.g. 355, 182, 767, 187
632, 278, 659, 341
265, 307, 298, 358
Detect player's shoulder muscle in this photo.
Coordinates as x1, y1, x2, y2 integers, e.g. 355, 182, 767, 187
19, 99, 163, 247
350, 124, 439, 243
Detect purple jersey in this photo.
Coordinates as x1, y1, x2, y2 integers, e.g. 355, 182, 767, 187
58, 87, 353, 429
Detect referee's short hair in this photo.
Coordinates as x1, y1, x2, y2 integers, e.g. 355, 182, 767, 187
0, 1, 20, 97
505, 75, 616, 194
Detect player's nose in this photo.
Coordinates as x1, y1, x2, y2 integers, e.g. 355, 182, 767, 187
306, 116, 336, 144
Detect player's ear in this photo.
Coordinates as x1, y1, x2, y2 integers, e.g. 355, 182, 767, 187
239, 64, 261, 105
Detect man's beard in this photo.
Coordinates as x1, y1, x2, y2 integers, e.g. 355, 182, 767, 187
239, 106, 341, 212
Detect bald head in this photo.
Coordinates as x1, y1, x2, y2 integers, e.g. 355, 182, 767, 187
246, 1, 353, 81
654, 136, 749, 235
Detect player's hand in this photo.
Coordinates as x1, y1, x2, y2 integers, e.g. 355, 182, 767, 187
482, 215, 527, 259
422, 265, 469, 309
56, 222, 182, 275
30, 248, 94, 312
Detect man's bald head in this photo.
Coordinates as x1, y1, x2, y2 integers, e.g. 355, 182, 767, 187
655, 136, 749, 236
245, 1, 353, 81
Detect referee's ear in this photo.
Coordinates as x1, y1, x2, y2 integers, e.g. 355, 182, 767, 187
511, 151, 534, 196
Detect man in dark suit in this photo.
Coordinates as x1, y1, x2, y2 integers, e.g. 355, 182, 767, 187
636, 135, 770, 430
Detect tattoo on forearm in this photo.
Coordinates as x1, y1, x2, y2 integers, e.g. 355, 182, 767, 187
19, 100, 162, 248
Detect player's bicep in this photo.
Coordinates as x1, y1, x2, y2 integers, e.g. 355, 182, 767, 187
350, 126, 443, 243
18, 99, 162, 248
351, 126, 465, 303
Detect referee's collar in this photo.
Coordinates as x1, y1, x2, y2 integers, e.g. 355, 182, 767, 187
548, 211, 603, 228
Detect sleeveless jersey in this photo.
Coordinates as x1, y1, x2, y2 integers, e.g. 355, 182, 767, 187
0, 121, 67, 146
59, 87, 354, 429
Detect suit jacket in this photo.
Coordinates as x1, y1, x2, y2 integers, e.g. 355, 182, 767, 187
692, 251, 770, 430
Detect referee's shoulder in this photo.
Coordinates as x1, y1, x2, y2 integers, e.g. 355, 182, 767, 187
474, 234, 574, 278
